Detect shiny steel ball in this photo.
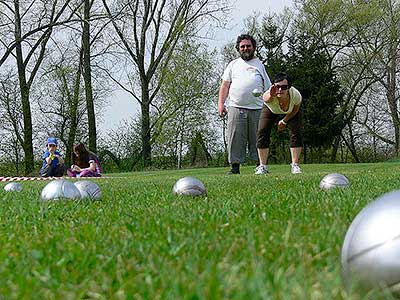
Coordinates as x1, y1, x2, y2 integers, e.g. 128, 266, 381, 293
41, 179, 81, 201
320, 173, 350, 190
252, 88, 263, 97
74, 181, 102, 200
4, 182, 23, 192
172, 177, 207, 196
342, 190, 400, 294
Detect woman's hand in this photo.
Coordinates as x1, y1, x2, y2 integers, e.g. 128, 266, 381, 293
270, 84, 278, 98
263, 85, 277, 103
278, 119, 287, 131
72, 165, 81, 172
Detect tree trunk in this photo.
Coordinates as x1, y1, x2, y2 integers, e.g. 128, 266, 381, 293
14, 1, 34, 175
341, 128, 360, 163
83, 0, 96, 153
141, 100, 151, 167
386, 44, 399, 157
66, 52, 83, 166
177, 110, 186, 169
330, 135, 340, 162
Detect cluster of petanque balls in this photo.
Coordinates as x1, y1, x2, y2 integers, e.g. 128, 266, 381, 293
4, 173, 400, 296
4, 180, 102, 201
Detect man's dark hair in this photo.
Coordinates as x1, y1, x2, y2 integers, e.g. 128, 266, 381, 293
274, 72, 292, 87
235, 34, 257, 52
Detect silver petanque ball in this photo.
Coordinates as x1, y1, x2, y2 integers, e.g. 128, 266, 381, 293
74, 181, 102, 200
342, 190, 400, 294
4, 182, 23, 192
252, 88, 263, 97
320, 173, 350, 190
41, 179, 81, 201
172, 176, 207, 196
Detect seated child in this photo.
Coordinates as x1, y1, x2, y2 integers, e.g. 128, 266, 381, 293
67, 143, 102, 177
40, 137, 65, 177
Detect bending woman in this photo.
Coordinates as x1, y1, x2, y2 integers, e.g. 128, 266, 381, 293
255, 72, 303, 175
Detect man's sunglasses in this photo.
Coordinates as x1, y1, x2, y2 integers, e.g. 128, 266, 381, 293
275, 84, 289, 90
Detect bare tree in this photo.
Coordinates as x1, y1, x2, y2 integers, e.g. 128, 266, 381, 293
0, 70, 23, 173
294, 0, 398, 161
0, 0, 84, 174
37, 56, 87, 166
151, 38, 219, 168
82, 0, 97, 152
101, 0, 230, 166
338, 0, 400, 158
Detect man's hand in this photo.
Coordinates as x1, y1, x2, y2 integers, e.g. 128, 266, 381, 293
218, 104, 227, 117
218, 80, 230, 118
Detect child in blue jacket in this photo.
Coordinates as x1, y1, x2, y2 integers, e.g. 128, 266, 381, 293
40, 137, 65, 177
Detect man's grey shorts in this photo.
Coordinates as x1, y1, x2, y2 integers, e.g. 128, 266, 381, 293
226, 106, 261, 164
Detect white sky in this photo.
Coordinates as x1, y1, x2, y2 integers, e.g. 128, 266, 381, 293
99, 0, 293, 132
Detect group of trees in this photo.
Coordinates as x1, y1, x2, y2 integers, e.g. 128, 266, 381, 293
0, 0, 229, 174
0, 0, 399, 175
243, 0, 399, 163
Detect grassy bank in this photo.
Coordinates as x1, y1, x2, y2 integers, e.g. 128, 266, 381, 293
1, 162, 400, 299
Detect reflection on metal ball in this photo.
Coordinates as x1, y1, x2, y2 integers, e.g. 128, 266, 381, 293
4, 182, 23, 192
41, 179, 81, 201
320, 173, 350, 190
172, 177, 207, 196
74, 180, 102, 200
342, 190, 400, 294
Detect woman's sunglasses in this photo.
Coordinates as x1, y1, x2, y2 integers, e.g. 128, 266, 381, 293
275, 84, 289, 90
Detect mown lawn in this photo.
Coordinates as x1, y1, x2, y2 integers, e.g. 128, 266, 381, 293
1, 162, 400, 300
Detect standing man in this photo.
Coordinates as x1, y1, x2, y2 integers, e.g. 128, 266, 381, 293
218, 34, 271, 175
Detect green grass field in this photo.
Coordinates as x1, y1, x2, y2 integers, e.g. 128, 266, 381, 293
1, 162, 400, 300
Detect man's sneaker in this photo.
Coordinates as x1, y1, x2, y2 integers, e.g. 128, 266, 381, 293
291, 163, 302, 174
255, 165, 269, 175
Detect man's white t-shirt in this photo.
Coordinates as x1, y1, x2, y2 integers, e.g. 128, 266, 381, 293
222, 57, 271, 110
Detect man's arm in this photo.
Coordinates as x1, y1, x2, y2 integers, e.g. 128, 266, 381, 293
218, 80, 230, 117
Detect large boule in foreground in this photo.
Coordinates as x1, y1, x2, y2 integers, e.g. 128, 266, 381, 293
320, 173, 350, 190
41, 179, 81, 201
4, 182, 23, 192
74, 180, 102, 200
172, 177, 207, 196
341, 190, 400, 295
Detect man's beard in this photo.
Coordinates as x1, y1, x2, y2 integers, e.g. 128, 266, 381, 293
240, 50, 255, 61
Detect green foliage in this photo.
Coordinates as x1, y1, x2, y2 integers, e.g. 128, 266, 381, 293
1, 162, 400, 299
151, 37, 220, 168
186, 132, 212, 167
246, 13, 344, 161
257, 13, 290, 76
0, 162, 18, 177
286, 34, 344, 149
